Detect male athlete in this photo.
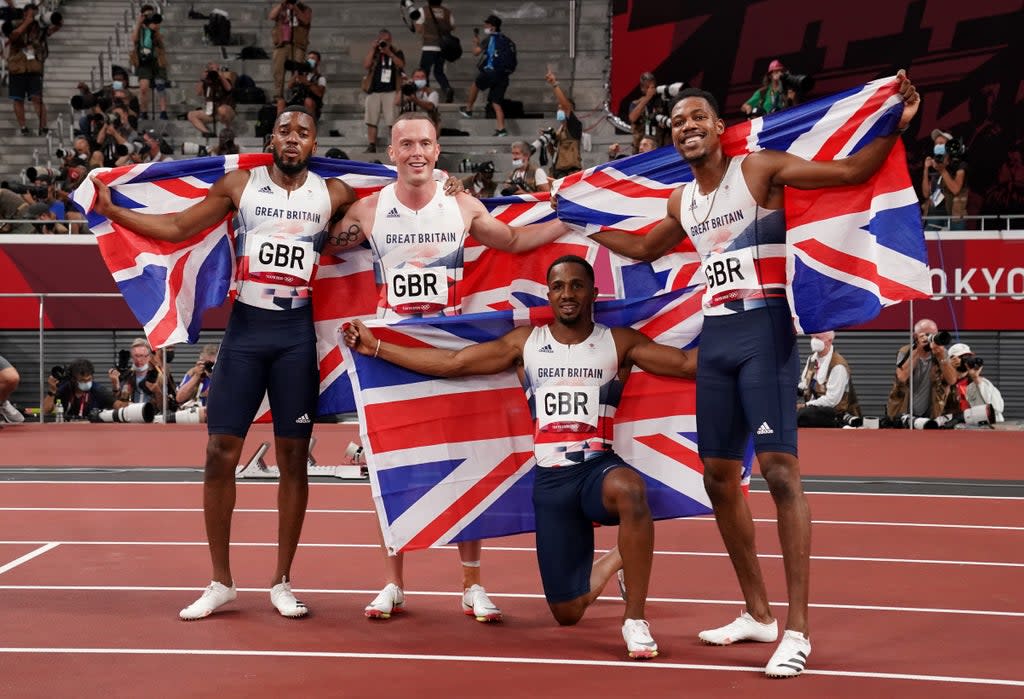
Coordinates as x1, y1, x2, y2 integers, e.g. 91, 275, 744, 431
344, 254, 697, 658
92, 106, 459, 621
327, 111, 571, 622
589, 73, 920, 676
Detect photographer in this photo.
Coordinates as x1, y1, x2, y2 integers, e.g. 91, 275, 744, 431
627, 71, 670, 153
502, 141, 549, 195
397, 68, 439, 129
458, 14, 513, 137
130, 9, 168, 120
110, 338, 173, 411
796, 331, 862, 428
363, 28, 405, 152
186, 63, 236, 138
922, 129, 969, 231
43, 358, 114, 421
5, 2, 61, 136
0, 185, 37, 234
741, 59, 792, 118
885, 318, 958, 426
461, 160, 496, 199
269, 0, 312, 102
412, 0, 455, 104
174, 344, 218, 423
543, 69, 582, 178
945, 344, 1004, 425
280, 50, 326, 119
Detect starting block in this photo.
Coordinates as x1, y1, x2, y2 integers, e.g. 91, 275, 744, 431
236, 439, 368, 480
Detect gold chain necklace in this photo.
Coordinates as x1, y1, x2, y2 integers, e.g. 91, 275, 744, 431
689, 158, 730, 226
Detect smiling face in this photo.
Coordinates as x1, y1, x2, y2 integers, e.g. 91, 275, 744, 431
670, 96, 725, 164
271, 110, 317, 176
389, 116, 440, 186
546, 261, 596, 327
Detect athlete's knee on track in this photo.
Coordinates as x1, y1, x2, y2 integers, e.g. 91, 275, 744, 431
759, 454, 802, 504
604, 470, 649, 521
702, 459, 743, 501
205, 434, 243, 479
548, 599, 586, 626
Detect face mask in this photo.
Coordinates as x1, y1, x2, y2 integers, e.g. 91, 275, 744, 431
112, 80, 124, 90
810, 338, 826, 354
307, 59, 316, 69
77, 381, 93, 392
134, 363, 150, 373
511, 158, 523, 168
414, 79, 427, 89
483, 27, 493, 35
933, 143, 946, 156
555, 110, 566, 122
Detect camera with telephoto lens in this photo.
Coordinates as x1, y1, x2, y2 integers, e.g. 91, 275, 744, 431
399, 0, 421, 23
181, 142, 210, 157
840, 413, 863, 428
162, 405, 202, 424
655, 81, 685, 100
781, 71, 814, 95
1, 181, 49, 199
963, 356, 984, 370
89, 402, 156, 424
284, 58, 312, 74
501, 174, 528, 197
933, 138, 966, 166
25, 166, 59, 183
913, 330, 951, 351
900, 414, 938, 430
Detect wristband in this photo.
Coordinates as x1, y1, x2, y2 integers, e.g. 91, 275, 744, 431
373, 338, 381, 359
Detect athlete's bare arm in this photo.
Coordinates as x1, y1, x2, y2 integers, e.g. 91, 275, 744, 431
613, 326, 697, 379
460, 193, 570, 253
91, 170, 247, 243
744, 70, 920, 206
325, 192, 375, 255
344, 318, 530, 377
589, 187, 686, 262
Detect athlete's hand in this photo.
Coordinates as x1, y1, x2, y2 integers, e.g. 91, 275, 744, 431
90, 177, 113, 216
343, 319, 379, 356
442, 175, 464, 196
895, 69, 919, 131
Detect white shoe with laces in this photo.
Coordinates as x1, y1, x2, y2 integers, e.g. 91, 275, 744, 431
179, 581, 237, 620
270, 577, 308, 618
622, 618, 659, 659
698, 610, 778, 645
365, 582, 404, 619
0, 400, 24, 423
462, 584, 502, 622
765, 630, 811, 678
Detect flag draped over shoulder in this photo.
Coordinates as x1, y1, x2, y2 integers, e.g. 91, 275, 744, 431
554, 75, 931, 332
342, 287, 742, 554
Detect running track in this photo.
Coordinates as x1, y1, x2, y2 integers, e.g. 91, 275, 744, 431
1, 475, 1022, 698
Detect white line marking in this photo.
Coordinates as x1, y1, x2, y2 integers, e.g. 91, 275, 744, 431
0, 647, 1020, 686
0, 585, 1020, 618
0, 543, 59, 575
1, 508, 1020, 531
0, 541, 1018, 567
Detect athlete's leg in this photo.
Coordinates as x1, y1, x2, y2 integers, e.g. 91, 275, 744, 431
202, 433, 246, 586
457, 539, 482, 588
758, 451, 810, 634
271, 435, 310, 585
597, 467, 652, 622
702, 455, 772, 624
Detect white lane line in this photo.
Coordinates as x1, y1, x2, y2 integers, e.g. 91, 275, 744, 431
0, 508, 374, 514
0, 585, 1020, 619
0, 540, 1019, 567
0, 647, 1020, 687
0, 543, 59, 575
1, 508, 1021, 532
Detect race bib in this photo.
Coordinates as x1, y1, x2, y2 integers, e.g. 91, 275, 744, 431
386, 267, 448, 314
701, 247, 761, 307
248, 233, 314, 283
537, 386, 599, 433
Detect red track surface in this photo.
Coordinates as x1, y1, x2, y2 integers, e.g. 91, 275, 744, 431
1, 480, 1023, 697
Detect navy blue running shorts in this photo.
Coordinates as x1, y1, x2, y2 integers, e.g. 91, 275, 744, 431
532, 452, 633, 604
696, 302, 798, 460
206, 302, 318, 439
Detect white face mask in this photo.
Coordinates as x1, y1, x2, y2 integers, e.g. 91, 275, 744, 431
483, 27, 493, 35
511, 158, 524, 168
77, 381, 93, 392
810, 338, 826, 354
555, 110, 566, 122
134, 362, 150, 373
414, 79, 427, 88
112, 80, 124, 90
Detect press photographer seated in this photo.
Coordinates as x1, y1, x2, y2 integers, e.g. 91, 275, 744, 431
43, 358, 114, 421
186, 63, 236, 138
943, 343, 1004, 426
110, 338, 175, 411
278, 50, 327, 119
502, 141, 550, 195
796, 331, 862, 428
885, 318, 958, 426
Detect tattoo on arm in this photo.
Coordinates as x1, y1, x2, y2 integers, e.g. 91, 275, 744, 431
329, 223, 362, 248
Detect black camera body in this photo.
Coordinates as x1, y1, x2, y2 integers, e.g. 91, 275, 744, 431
781, 72, 814, 95
963, 356, 984, 370
933, 138, 966, 165
1, 181, 49, 199
401, 82, 418, 96
51, 365, 70, 382
283, 58, 312, 74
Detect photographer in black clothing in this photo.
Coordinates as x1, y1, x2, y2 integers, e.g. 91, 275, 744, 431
43, 358, 115, 420
186, 62, 236, 137
922, 129, 969, 230
280, 50, 327, 119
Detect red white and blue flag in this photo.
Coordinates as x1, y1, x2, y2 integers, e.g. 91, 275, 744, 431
343, 289, 739, 553
553, 75, 931, 332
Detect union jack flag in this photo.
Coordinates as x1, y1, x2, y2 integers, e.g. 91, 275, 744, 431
554, 74, 931, 332
344, 289, 744, 553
